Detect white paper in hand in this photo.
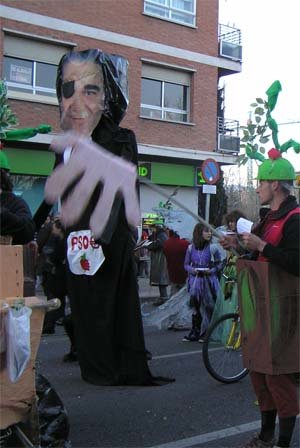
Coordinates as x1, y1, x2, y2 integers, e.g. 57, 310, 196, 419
237, 217, 253, 234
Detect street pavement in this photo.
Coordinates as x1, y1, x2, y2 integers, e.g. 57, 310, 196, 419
137, 275, 170, 302
36, 277, 300, 448
36, 275, 159, 303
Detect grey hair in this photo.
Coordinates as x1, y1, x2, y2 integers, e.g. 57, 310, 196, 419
279, 180, 294, 194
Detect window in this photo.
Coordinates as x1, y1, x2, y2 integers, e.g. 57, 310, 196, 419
3, 33, 72, 99
141, 64, 191, 123
4, 56, 57, 97
144, 0, 196, 26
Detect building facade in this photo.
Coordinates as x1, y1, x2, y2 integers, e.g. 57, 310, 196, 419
0, 0, 242, 237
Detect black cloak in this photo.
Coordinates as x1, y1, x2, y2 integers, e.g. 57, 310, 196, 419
35, 49, 173, 386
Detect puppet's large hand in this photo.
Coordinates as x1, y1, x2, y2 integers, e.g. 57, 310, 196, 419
45, 132, 140, 238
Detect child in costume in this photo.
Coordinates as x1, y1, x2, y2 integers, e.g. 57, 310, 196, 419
183, 223, 224, 342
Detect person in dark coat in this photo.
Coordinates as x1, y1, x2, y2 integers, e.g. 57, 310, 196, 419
36, 215, 54, 289
0, 151, 35, 244
147, 223, 169, 306
41, 216, 67, 334
35, 49, 172, 386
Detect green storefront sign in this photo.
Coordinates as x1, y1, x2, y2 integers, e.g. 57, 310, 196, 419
4, 148, 203, 214
138, 162, 151, 179
4, 148, 55, 176
138, 161, 196, 187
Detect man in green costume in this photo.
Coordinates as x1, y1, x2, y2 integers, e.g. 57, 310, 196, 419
222, 150, 299, 448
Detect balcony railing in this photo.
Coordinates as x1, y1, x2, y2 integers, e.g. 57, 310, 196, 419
218, 24, 242, 62
217, 117, 240, 154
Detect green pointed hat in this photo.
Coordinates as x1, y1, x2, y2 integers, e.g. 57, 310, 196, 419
257, 148, 295, 180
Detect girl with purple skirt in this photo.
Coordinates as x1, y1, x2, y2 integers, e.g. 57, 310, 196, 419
183, 223, 224, 342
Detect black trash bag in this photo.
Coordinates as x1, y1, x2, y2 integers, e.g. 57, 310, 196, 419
36, 373, 72, 447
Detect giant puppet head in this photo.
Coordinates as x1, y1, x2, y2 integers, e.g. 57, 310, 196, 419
56, 49, 129, 136
45, 49, 139, 239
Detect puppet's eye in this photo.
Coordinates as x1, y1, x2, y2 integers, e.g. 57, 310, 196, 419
85, 85, 100, 96
62, 80, 75, 99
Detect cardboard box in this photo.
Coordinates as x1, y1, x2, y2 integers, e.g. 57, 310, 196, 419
237, 259, 299, 374
0, 245, 24, 299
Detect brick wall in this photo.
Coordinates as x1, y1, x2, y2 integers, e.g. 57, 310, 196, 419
1, 0, 218, 54
1, 0, 219, 151
8, 100, 60, 132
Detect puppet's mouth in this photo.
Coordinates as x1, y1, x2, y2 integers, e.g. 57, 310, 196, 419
70, 113, 89, 119
61, 110, 89, 120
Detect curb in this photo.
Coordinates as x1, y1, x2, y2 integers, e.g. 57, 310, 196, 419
139, 295, 158, 303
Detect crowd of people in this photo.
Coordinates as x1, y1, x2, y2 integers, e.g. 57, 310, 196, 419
33, 206, 251, 351
1, 45, 298, 448
28, 203, 252, 362
32, 208, 249, 357
136, 209, 250, 343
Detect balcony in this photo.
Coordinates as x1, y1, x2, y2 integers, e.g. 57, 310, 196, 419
218, 24, 242, 62
217, 118, 240, 154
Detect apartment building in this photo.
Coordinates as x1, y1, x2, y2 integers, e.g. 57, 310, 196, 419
0, 0, 242, 234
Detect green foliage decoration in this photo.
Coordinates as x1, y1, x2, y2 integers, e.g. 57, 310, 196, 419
237, 80, 300, 167
0, 80, 18, 135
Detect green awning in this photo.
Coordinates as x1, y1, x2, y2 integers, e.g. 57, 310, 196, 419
3, 148, 55, 176
4, 148, 195, 185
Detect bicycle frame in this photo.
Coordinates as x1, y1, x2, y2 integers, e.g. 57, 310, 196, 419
226, 315, 241, 350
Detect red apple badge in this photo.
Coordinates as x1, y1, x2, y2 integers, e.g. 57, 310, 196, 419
67, 230, 105, 275
80, 253, 90, 271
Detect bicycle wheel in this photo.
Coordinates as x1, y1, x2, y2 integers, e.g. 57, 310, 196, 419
202, 313, 249, 384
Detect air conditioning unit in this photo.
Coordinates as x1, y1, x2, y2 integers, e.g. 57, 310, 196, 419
219, 40, 242, 62
217, 133, 240, 154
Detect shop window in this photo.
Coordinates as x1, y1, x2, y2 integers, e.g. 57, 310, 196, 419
141, 63, 191, 123
144, 0, 196, 26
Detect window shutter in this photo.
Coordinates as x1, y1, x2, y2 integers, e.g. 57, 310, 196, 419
142, 64, 191, 86
4, 35, 69, 64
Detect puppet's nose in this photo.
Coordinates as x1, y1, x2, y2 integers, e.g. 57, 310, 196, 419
70, 93, 86, 114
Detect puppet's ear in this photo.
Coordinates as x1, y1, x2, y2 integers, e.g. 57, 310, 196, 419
99, 52, 129, 125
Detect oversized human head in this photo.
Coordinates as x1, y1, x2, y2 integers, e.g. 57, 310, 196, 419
56, 49, 129, 136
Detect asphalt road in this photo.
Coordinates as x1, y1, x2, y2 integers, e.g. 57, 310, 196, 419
36, 307, 300, 448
